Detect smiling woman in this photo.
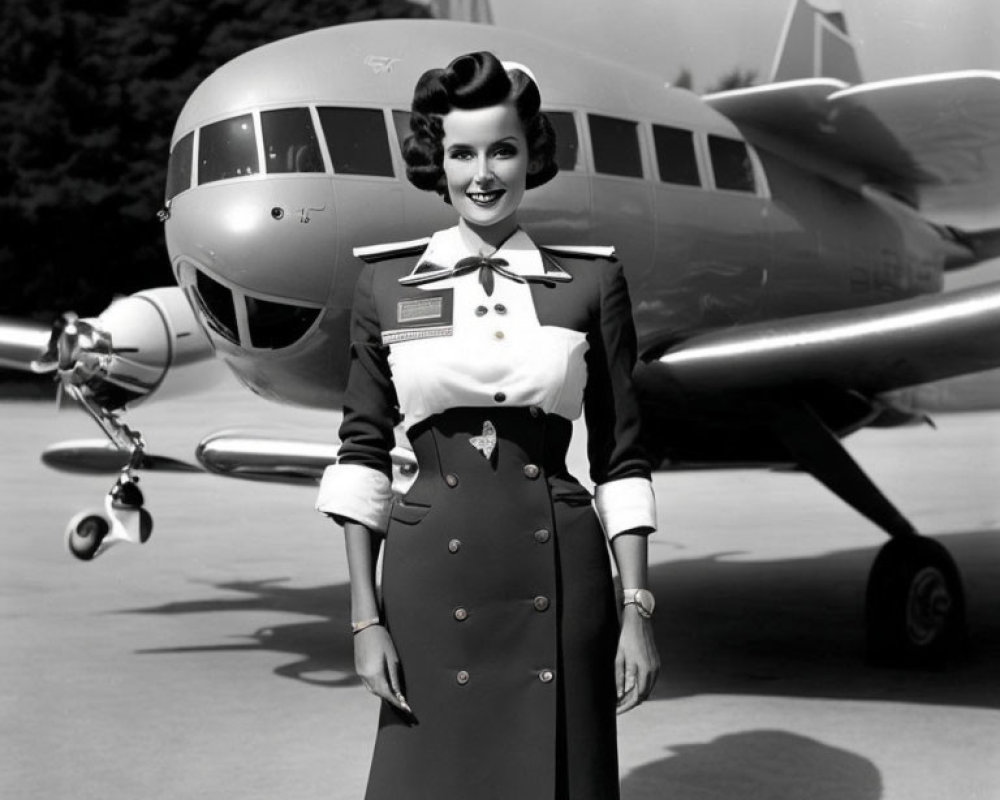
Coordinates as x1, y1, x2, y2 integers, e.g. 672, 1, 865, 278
316, 51, 659, 800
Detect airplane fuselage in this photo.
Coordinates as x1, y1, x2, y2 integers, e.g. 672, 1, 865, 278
162, 20, 954, 411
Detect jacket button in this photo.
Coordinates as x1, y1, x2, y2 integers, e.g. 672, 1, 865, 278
538, 669, 554, 683
523, 464, 540, 480
453, 607, 468, 621
494, 330, 505, 340
445, 473, 459, 487
533, 528, 550, 544
475, 305, 488, 317
494, 303, 507, 315
533, 596, 550, 612
448, 538, 461, 553
456, 670, 470, 685
529, 405, 541, 418
494, 391, 506, 403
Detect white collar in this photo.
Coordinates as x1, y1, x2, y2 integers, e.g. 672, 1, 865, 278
414, 226, 546, 277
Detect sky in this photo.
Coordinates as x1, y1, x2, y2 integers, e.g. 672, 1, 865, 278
487, 0, 1000, 90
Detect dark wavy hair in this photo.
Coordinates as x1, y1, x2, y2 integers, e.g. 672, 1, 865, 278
403, 51, 558, 200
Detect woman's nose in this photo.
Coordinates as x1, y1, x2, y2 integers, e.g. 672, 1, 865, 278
473, 155, 492, 185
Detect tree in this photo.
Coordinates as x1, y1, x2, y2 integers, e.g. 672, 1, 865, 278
704, 67, 758, 95
0, 0, 430, 319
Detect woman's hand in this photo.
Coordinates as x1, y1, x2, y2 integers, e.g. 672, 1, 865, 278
354, 624, 412, 715
615, 606, 659, 714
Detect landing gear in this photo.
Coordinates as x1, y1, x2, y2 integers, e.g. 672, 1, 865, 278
866, 536, 965, 667
65, 472, 153, 561
771, 400, 967, 667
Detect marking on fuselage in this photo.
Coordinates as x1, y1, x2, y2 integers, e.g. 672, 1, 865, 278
365, 55, 401, 75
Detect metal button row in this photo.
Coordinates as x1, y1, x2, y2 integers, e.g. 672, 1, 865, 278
475, 304, 508, 316
455, 668, 553, 685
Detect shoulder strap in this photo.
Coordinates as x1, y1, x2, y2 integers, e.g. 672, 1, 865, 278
354, 237, 432, 264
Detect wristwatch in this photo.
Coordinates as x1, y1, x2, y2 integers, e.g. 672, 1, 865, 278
621, 588, 655, 619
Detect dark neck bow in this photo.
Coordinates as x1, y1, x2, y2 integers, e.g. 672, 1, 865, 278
399, 253, 572, 296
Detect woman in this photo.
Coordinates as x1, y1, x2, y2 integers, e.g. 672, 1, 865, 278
317, 51, 659, 800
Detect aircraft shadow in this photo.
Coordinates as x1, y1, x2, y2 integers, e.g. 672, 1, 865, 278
123, 529, 1000, 709
619, 730, 882, 800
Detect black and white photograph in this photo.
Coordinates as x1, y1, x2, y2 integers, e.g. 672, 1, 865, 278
2, 1, 999, 798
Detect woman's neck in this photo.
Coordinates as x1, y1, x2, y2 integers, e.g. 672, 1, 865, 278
457, 217, 520, 254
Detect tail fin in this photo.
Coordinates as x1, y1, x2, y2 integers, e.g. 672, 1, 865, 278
771, 0, 862, 84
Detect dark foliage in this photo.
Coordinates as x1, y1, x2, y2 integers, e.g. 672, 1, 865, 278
0, 0, 429, 319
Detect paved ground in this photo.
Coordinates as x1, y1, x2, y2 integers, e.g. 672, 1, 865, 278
2, 384, 999, 799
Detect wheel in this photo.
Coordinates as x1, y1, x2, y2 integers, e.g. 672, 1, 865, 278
865, 536, 966, 668
65, 512, 110, 561
138, 508, 153, 544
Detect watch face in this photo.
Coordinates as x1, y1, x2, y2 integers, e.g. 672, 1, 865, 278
636, 589, 655, 616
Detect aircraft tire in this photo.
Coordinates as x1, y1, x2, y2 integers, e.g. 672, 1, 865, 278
138, 508, 153, 544
65, 511, 110, 562
865, 536, 966, 668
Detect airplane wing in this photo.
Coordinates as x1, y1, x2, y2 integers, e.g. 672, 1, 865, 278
705, 72, 1000, 246
648, 279, 1000, 397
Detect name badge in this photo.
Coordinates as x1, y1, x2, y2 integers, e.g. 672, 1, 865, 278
383, 289, 454, 345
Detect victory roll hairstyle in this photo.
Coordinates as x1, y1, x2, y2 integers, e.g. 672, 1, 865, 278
403, 51, 558, 199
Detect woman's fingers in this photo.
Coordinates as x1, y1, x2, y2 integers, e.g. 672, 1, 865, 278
384, 656, 412, 714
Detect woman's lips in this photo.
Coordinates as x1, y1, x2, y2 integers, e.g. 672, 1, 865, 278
467, 189, 506, 206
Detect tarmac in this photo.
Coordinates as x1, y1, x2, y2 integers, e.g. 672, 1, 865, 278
2, 382, 999, 799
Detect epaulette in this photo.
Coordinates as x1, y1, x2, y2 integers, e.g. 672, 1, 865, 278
353, 237, 431, 264
539, 244, 617, 259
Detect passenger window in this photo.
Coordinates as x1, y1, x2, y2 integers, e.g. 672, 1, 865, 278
545, 111, 579, 171
198, 114, 258, 184
245, 296, 321, 349
392, 110, 411, 152
261, 108, 323, 174
165, 132, 194, 200
708, 135, 756, 193
653, 125, 700, 186
588, 114, 642, 178
318, 107, 394, 177
194, 270, 238, 343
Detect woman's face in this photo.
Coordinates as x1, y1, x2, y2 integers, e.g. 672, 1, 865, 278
441, 102, 530, 235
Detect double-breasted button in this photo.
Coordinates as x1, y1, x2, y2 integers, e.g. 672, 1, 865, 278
445, 473, 459, 488
533, 596, 550, 612
456, 670, 470, 685
453, 607, 468, 621
494, 303, 507, 315
529, 405, 541, 418
523, 464, 540, 480
533, 528, 551, 544
494, 391, 506, 403
448, 538, 462, 553
475, 305, 488, 317
494, 330, 505, 340
538, 669, 554, 683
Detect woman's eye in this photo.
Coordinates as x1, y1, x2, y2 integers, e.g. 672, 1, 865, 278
448, 150, 474, 161
493, 145, 517, 158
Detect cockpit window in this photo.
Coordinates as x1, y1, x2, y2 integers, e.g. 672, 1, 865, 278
392, 110, 411, 152
545, 111, 579, 172
261, 108, 324, 174
165, 132, 194, 200
198, 114, 259, 184
653, 125, 701, 186
245, 296, 321, 349
193, 270, 239, 343
317, 107, 394, 177
588, 114, 643, 178
708, 135, 756, 193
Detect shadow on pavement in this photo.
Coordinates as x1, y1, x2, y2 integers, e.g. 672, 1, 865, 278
124, 529, 1000, 709
620, 730, 882, 800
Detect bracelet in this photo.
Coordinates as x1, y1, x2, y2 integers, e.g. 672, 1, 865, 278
351, 617, 382, 635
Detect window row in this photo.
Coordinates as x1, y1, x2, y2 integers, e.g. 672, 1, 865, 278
166, 106, 758, 200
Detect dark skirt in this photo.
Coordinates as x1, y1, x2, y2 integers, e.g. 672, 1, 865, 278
365, 407, 620, 800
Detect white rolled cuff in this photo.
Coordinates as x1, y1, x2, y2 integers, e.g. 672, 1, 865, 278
594, 477, 657, 540
315, 463, 392, 533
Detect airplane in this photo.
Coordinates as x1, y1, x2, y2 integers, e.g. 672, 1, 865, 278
1, 0, 999, 668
